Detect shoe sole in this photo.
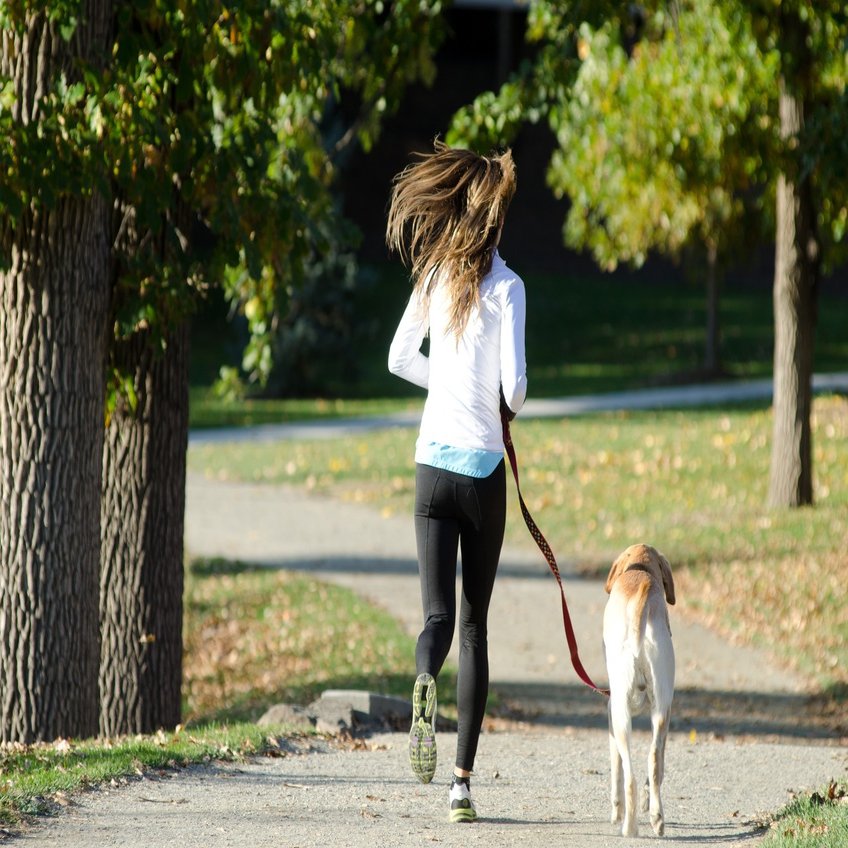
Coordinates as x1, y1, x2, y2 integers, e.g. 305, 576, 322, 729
449, 807, 478, 823
409, 673, 437, 783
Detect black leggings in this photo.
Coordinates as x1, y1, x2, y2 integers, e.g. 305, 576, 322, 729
413, 460, 506, 772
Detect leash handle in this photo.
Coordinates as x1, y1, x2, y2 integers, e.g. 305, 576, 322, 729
502, 413, 609, 697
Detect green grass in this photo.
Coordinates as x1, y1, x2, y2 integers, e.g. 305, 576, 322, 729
188, 261, 848, 428
0, 724, 286, 823
760, 782, 848, 847
182, 559, 457, 723
188, 392, 422, 430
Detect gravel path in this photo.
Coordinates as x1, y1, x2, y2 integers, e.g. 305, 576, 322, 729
13, 381, 848, 846
13, 730, 845, 847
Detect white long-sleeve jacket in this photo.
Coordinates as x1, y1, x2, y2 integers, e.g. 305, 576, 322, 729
388, 251, 527, 454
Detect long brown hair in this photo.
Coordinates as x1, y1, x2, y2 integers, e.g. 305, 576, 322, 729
386, 140, 516, 337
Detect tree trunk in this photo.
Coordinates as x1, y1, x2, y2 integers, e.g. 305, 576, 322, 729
767, 80, 819, 508
99, 325, 190, 736
0, 8, 112, 743
0, 200, 111, 742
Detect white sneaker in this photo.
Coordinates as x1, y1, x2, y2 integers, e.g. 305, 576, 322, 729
449, 775, 477, 823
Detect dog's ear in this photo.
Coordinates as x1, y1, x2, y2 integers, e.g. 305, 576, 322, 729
605, 550, 630, 594
659, 554, 676, 605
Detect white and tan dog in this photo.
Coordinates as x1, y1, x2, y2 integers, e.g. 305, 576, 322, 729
604, 543, 675, 838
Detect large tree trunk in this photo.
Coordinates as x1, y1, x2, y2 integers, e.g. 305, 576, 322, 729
100, 325, 190, 736
0, 9, 112, 743
0, 204, 111, 743
767, 81, 819, 508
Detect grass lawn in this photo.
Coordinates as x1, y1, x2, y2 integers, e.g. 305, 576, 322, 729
188, 261, 848, 428
182, 559, 431, 724
0, 725, 279, 822
760, 782, 848, 848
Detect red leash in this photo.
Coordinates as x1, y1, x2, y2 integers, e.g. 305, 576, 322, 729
501, 413, 609, 697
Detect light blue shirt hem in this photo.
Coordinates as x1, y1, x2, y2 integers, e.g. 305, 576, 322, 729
415, 442, 503, 478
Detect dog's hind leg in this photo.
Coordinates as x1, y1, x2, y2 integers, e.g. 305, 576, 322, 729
609, 696, 638, 837
608, 705, 623, 827
646, 706, 670, 836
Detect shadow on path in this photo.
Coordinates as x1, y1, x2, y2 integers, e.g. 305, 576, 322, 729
189, 553, 557, 580
491, 680, 842, 744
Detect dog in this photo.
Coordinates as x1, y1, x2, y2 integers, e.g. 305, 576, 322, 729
603, 543, 675, 837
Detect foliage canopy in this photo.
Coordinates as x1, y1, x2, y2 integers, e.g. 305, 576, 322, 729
448, 0, 847, 274
1, 0, 444, 387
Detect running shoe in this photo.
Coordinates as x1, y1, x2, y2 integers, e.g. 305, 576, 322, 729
449, 774, 477, 823
408, 672, 437, 783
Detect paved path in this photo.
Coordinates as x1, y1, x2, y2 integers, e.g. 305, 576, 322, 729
14, 731, 845, 847
188, 372, 848, 445
13, 376, 848, 846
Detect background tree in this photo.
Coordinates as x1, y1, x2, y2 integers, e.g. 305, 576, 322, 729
448, 0, 848, 508
0, 0, 114, 742
749, 2, 848, 507
538, 7, 774, 375
97, 0, 444, 735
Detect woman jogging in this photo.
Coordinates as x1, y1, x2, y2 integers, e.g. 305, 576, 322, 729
386, 140, 527, 823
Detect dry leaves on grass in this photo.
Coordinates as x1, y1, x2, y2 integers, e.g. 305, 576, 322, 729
674, 551, 848, 690
182, 568, 413, 722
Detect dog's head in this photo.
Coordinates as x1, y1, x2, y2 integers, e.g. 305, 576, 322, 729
605, 543, 675, 605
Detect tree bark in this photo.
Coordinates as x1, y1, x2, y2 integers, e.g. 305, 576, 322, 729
99, 326, 190, 736
767, 81, 819, 508
0, 7, 112, 743
0, 202, 111, 743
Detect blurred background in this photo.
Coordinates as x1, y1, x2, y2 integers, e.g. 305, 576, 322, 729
189, 0, 847, 409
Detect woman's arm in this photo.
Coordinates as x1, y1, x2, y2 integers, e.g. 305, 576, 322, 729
500, 278, 527, 414
388, 294, 429, 389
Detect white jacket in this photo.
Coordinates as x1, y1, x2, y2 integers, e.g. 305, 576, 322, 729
388, 251, 527, 453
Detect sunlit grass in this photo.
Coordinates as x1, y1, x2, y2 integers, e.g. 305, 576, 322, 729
182, 561, 451, 724
0, 724, 282, 824
759, 781, 848, 847
189, 391, 422, 430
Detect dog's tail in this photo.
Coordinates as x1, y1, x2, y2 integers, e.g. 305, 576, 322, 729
627, 578, 651, 656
